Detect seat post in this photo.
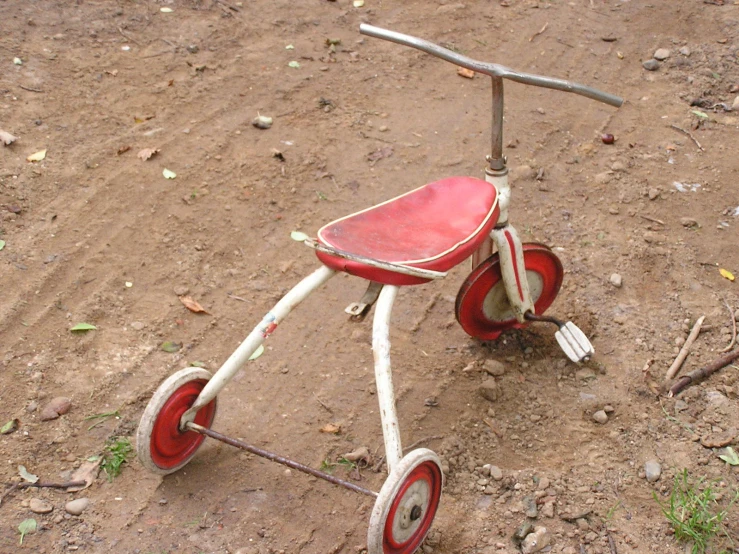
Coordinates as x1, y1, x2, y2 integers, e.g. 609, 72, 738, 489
372, 285, 403, 473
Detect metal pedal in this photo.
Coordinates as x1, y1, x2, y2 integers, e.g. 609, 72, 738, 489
524, 312, 594, 363
555, 321, 594, 363
345, 281, 384, 321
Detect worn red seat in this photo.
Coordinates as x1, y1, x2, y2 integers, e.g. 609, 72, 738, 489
315, 176, 499, 285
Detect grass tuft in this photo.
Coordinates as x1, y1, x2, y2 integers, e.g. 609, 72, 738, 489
654, 469, 737, 554
101, 436, 132, 481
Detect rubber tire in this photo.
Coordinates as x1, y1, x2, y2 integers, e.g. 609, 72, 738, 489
367, 448, 444, 554
455, 243, 563, 340
136, 367, 217, 475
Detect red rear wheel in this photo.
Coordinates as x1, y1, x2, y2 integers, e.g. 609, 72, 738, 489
455, 243, 563, 340
136, 368, 217, 474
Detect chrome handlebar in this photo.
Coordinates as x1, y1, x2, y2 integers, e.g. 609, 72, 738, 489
359, 24, 623, 108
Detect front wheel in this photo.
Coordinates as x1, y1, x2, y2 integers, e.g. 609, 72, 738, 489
136, 367, 217, 475
455, 243, 564, 340
367, 448, 443, 554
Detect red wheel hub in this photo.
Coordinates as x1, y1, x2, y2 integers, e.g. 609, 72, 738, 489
456, 244, 563, 340
383, 461, 442, 553
149, 380, 216, 470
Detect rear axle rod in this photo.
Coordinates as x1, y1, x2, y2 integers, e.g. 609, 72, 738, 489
187, 423, 378, 498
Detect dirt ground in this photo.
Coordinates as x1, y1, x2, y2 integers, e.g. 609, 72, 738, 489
1, 0, 739, 553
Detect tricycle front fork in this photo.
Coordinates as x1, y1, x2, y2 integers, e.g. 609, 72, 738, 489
471, 166, 535, 324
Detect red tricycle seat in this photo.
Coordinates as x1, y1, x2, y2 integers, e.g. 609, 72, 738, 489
316, 177, 499, 285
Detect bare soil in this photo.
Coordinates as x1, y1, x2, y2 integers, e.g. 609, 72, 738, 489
1, 1, 738, 553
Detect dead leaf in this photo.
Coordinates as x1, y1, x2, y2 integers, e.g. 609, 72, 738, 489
719, 268, 735, 282
367, 146, 393, 163
105, 69, 119, 77
700, 430, 736, 449
342, 446, 371, 465
66, 458, 103, 492
137, 147, 160, 161
134, 115, 156, 124
179, 295, 209, 314
26, 149, 46, 162
320, 423, 341, 434
0, 129, 18, 146
456, 67, 475, 79
117, 145, 131, 155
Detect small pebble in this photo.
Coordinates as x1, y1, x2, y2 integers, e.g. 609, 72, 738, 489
645, 460, 662, 482
173, 285, 189, 296
29, 498, 53, 514
489, 465, 503, 481
479, 379, 500, 402
524, 496, 538, 518
252, 115, 273, 129
483, 359, 506, 377
609, 273, 623, 288
680, 217, 698, 228
642, 59, 660, 71
592, 410, 608, 424
521, 526, 551, 554
130, 321, 145, 330
732, 95, 739, 111
653, 48, 671, 60
648, 187, 660, 200
65, 497, 89, 516
40, 397, 72, 421
608, 206, 619, 215
679, 46, 691, 56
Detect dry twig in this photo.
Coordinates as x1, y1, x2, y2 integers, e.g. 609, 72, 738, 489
606, 529, 618, 554
0, 480, 86, 506
668, 348, 739, 397
410, 292, 440, 332
665, 315, 704, 381
117, 26, 141, 46
639, 214, 665, 226
720, 298, 736, 353
529, 22, 549, 42
669, 124, 704, 151
19, 85, 43, 93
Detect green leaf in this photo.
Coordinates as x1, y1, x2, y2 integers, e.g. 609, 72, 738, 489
691, 110, 708, 119
0, 240, 5, 251
18, 465, 38, 483
18, 518, 36, 545
290, 231, 309, 242
71, 322, 97, 332
161, 341, 182, 353
719, 446, 739, 466
248, 344, 264, 361
1, 419, 18, 434
288, 61, 300, 69
87, 455, 102, 462
162, 168, 177, 179
190, 361, 207, 368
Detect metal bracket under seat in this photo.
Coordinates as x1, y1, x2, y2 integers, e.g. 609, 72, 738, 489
345, 281, 384, 321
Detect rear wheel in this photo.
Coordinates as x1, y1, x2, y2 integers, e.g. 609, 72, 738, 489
136, 367, 217, 475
